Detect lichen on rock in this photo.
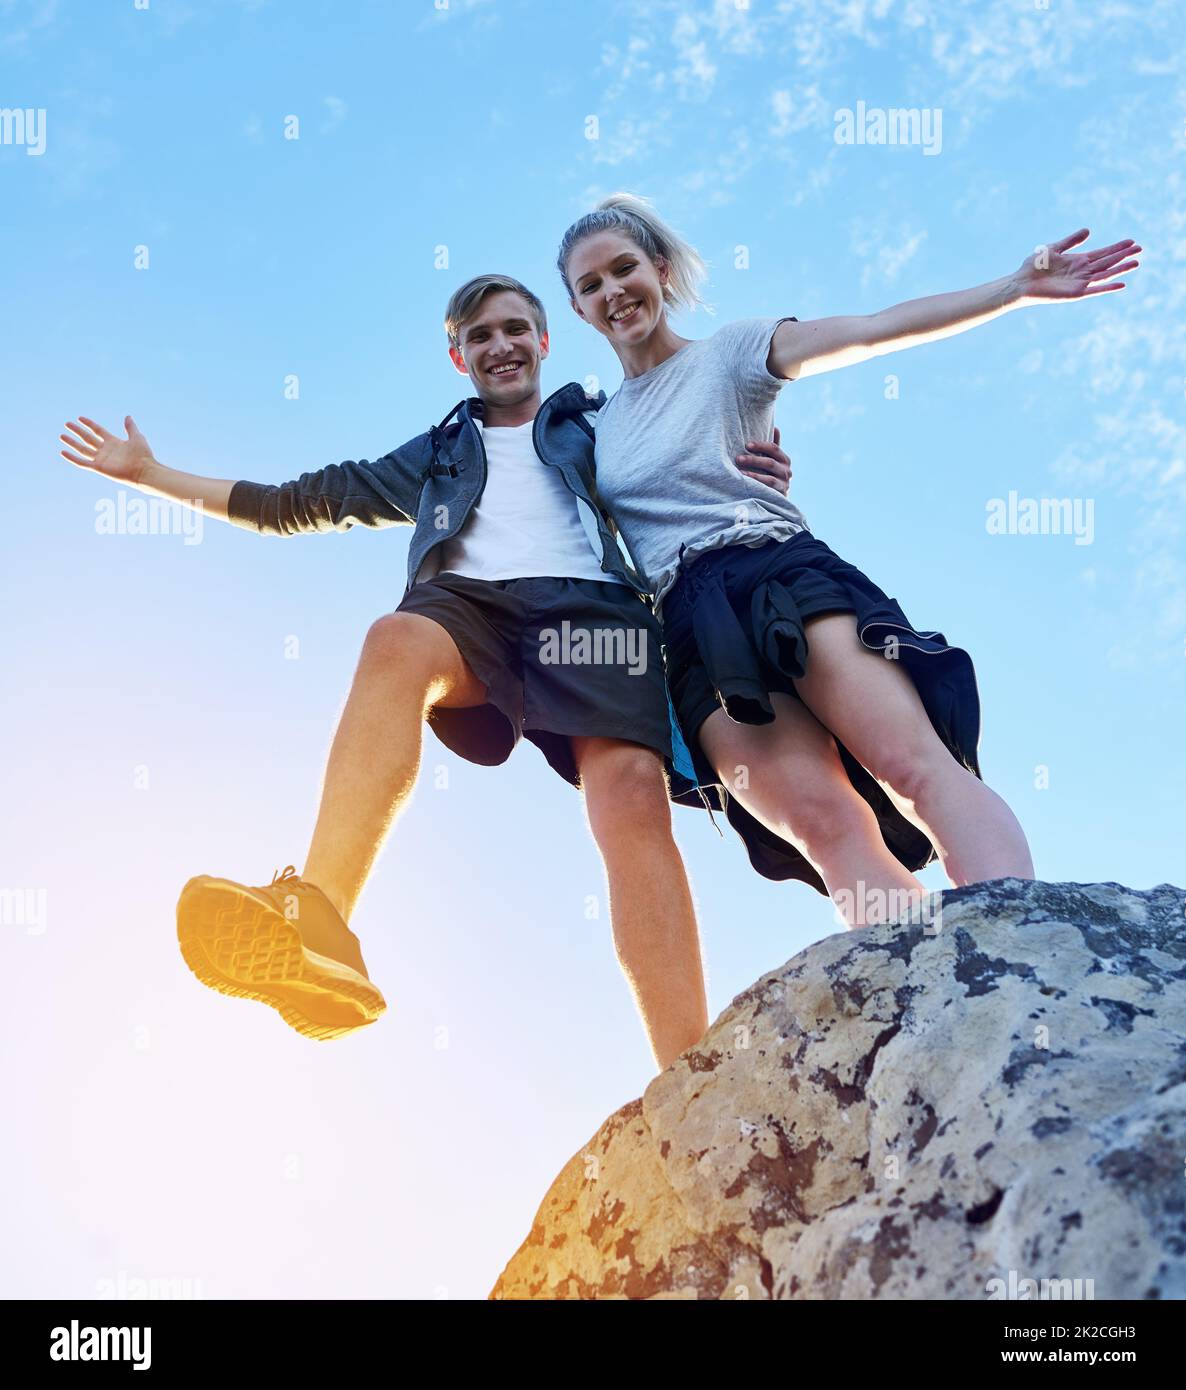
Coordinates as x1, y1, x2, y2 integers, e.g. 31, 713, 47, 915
491, 879, 1186, 1300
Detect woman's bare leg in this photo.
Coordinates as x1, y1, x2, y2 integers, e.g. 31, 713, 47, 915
792, 613, 1034, 886
302, 612, 488, 922
700, 694, 927, 928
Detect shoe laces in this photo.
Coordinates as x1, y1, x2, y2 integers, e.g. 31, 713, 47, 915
269, 865, 339, 919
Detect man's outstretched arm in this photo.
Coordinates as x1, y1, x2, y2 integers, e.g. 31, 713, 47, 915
59, 414, 428, 533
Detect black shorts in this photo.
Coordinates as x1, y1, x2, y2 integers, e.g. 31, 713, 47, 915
394, 572, 676, 787
662, 531, 983, 892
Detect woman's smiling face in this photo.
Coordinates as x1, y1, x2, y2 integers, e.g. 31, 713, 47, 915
567, 230, 669, 346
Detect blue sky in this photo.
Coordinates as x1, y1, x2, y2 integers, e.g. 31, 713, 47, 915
2, 0, 1183, 1300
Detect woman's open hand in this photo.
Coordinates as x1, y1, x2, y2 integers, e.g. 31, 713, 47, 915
1014, 229, 1141, 304
60, 415, 156, 485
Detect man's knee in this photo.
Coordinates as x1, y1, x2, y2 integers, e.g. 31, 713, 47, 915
358, 612, 469, 710
365, 611, 432, 659
364, 612, 461, 681
581, 743, 672, 845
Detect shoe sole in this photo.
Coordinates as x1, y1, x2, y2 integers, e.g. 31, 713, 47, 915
176, 876, 387, 1041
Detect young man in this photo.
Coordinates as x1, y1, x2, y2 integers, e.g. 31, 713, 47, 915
59, 275, 791, 1072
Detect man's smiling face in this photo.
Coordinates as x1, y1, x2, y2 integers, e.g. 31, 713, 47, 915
449, 289, 549, 409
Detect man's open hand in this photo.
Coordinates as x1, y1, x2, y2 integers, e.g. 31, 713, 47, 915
735, 425, 792, 495
60, 415, 155, 485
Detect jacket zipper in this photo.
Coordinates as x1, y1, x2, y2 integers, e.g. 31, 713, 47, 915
413, 385, 636, 591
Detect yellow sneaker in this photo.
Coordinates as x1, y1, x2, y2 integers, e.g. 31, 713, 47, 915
176, 865, 386, 1040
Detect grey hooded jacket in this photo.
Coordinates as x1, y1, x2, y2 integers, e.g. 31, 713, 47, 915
224, 381, 646, 598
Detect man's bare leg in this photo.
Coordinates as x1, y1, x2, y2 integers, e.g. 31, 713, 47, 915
572, 736, 709, 1073
302, 612, 488, 923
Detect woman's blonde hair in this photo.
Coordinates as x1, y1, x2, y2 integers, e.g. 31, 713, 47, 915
557, 192, 709, 313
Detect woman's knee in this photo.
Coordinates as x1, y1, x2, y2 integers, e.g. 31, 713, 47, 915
786, 790, 876, 861
746, 754, 877, 861
866, 742, 956, 809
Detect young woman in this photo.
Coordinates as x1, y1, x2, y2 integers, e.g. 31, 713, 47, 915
557, 194, 1140, 927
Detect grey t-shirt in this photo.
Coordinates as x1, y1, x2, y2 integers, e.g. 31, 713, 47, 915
593, 316, 809, 610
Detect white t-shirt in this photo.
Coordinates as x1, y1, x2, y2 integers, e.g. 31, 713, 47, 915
427, 419, 623, 585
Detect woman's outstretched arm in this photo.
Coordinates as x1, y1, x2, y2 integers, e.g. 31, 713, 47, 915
768, 228, 1141, 381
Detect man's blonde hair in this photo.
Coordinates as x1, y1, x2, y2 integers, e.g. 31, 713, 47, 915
444, 274, 548, 349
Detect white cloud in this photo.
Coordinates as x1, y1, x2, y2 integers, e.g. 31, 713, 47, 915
599, 36, 655, 104
849, 220, 928, 289
577, 1, 1184, 655
592, 115, 667, 167
672, 34, 717, 101
417, 0, 497, 31
1032, 82, 1186, 646
590, 0, 1182, 169
771, 83, 830, 138
0, 0, 60, 52
320, 96, 346, 133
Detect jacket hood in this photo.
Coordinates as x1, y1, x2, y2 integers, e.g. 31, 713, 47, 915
435, 382, 603, 439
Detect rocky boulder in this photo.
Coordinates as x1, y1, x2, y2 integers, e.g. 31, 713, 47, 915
492, 879, 1186, 1299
